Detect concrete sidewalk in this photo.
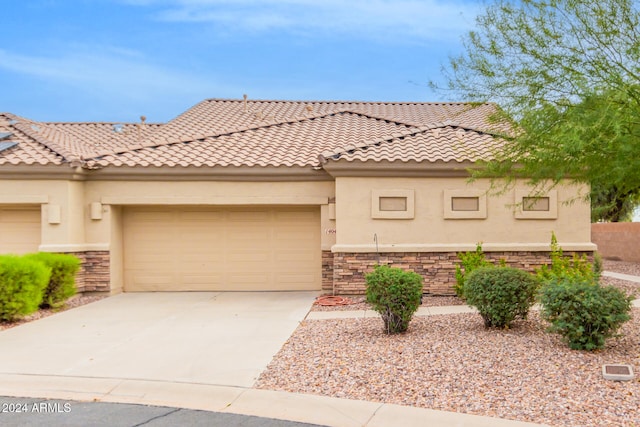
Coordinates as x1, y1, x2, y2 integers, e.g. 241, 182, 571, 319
0, 375, 546, 427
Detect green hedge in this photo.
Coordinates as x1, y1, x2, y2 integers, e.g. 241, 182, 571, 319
464, 266, 540, 328
24, 252, 80, 308
365, 265, 423, 334
0, 255, 50, 321
540, 278, 632, 350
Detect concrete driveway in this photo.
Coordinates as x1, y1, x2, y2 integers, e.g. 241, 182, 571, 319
0, 292, 317, 388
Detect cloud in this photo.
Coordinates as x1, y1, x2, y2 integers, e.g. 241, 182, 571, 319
122, 0, 480, 42
0, 47, 227, 101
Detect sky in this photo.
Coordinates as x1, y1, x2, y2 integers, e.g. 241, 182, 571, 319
1, 0, 483, 123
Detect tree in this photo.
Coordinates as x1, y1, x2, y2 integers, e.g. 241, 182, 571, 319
435, 0, 640, 220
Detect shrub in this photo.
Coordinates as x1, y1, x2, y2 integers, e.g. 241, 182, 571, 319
0, 255, 50, 321
536, 232, 597, 284
464, 266, 540, 328
540, 278, 632, 350
365, 265, 423, 334
593, 251, 603, 279
454, 243, 493, 299
25, 252, 80, 308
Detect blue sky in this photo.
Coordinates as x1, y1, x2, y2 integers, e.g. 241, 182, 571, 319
2, 0, 482, 123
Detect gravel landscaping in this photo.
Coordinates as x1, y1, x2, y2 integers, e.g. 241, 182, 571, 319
257, 264, 640, 427
604, 259, 640, 277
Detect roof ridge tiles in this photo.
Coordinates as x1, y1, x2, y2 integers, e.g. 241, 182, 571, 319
317, 121, 500, 164
102, 108, 353, 160
201, 97, 492, 107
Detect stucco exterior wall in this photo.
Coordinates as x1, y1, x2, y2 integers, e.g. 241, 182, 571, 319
333, 177, 593, 252
0, 176, 594, 295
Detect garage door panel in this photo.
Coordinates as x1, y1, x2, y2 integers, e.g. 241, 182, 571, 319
274, 251, 315, 263
276, 273, 316, 284
228, 210, 270, 222
124, 206, 320, 291
182, 274, 224, 285
0, 207, 41, 254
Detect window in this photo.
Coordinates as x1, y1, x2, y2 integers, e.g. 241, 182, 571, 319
371, 190, 414, 219
444, 190, 487, 219
379, 197, 407, 212
451, 197, 480, 212
522, 197, 550, 212
515, 190, 557, 219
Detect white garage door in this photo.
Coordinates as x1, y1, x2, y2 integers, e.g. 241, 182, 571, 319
123, 206, 321, 291
0, 207, 41, 254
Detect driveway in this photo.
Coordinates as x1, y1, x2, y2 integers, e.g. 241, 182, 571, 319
0, 292, 317, 388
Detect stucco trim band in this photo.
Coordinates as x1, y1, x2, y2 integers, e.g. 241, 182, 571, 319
39, 243, 110, 252
101, 196, 329, 205
0, 195, 49, 203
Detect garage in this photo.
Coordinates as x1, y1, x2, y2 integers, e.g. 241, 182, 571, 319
0, 206, 41, 254
123, 206, 321, 291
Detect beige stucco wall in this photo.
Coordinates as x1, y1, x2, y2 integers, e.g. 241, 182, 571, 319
84, 179, 335, 244
0, 179, 89, 251
334, 177, 594, 252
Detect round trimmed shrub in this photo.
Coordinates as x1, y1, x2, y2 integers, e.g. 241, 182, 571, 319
24, 252, 80, 308
365, 265, 423, 334
464, 266, 539, 328
540, 278, 632, 350
0, 255, 50, 321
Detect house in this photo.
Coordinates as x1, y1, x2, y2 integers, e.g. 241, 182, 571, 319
0, 98, 595, 295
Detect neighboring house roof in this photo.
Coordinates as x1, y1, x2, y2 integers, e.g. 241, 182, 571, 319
0, 98, 508, 175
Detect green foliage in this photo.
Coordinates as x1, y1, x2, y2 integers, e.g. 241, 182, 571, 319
25, 253, 79, 308
540, 278, 632, 350
463, 266, 540, 329
536, 232, 598, 284
593, 252, 604, 279
365, 265, 423, 334
455, 243, 493, 299
436, 0, 640, 220
0, 255, 50, 322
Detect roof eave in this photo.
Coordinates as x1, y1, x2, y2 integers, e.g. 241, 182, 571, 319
0, 163, 83, 180
321, 159, 481, 178
81, 164, 334, 182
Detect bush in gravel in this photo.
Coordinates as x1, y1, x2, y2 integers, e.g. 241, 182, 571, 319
540, 278, 632, 350
0, 255, 50, 321
536, 232, 598, 284
365, 265, 423, 334
464, 266, 540, 328
24, 252, 80, 308
454, 243, 493, 300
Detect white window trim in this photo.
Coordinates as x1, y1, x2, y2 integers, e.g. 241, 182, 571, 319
443, 189, 487, 219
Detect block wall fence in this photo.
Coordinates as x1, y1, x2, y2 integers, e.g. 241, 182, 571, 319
592, 223, 640, 263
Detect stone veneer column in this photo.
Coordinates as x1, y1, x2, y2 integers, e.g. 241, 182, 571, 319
65, 251, 111, 293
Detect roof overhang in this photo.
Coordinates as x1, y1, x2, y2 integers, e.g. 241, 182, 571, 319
0, 164, 84, 180
321, 159, 481, 178
81, 164, 334, 182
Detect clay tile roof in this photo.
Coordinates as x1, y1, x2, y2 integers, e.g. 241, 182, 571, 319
2, 98, 509, 171
87, 112, 410, 168
44, 121, 162, 159
0, 113, 65, 166
323, 124, 506, 164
